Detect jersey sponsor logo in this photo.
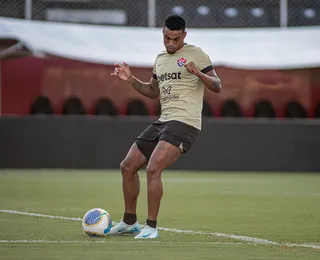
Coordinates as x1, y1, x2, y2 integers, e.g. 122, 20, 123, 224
157, 72, 182, 82
162, 94, 179, 102
162, 86, 172, 95
161, 85, 179, 102
177, 57, 187, 67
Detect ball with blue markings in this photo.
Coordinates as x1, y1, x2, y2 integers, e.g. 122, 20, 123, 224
82, 208, 112, 237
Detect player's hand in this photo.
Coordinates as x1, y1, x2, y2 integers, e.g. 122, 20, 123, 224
111, 62, 133, 82
184, 62, 201, 76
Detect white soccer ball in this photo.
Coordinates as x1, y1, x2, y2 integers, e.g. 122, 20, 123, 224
82, 208, 112, 237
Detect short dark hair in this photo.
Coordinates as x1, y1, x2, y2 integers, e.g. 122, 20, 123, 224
164, 15, 186, 31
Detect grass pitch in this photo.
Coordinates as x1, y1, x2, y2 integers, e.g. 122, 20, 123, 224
0, 169, 319, 260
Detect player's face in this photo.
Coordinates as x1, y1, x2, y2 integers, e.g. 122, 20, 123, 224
163, 27, 186, 54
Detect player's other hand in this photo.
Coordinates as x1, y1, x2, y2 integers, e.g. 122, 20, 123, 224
184, 62, 201, 76
111, 62, 133, 82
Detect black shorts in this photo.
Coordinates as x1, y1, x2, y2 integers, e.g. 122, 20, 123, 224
135, 120, 200, 161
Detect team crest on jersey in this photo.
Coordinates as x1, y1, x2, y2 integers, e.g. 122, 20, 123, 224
177, 58, 187, 67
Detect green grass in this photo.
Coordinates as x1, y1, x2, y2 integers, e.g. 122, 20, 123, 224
0, 170, 319, 260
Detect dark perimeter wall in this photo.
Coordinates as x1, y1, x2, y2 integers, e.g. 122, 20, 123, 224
0, 116, 320, 171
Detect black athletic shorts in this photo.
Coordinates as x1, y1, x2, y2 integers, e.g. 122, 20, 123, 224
135, 120, 200, 161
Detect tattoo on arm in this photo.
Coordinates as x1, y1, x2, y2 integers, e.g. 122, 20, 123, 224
205, 70, 222, 93
212, 77, 221, 90
131, 77, 159, 99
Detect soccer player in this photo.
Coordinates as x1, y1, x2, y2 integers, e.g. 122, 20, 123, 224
109, 15, 222, 239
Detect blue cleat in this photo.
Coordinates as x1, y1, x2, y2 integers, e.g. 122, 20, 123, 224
134, 224, 159, 239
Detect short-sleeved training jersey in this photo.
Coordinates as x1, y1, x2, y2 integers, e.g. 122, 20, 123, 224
153, 44, 212, 130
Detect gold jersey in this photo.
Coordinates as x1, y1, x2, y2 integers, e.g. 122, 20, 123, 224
153, 44, 212, 130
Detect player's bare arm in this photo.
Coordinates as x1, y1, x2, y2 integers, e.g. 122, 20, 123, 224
184, 62, 222, 93
130, 77, 160, 99
111, 62, 160, 99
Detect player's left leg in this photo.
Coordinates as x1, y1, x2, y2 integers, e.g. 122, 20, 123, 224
134, 140, 181, 239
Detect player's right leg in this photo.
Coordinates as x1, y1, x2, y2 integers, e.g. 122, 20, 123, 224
121, 143, 147, 215
109, 143, 147, 236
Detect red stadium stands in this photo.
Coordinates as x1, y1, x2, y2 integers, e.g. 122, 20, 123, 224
1, 56, 320, 119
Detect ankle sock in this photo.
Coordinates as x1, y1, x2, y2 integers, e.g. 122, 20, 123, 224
123, 212, 137, 225
146, 219, 157, 228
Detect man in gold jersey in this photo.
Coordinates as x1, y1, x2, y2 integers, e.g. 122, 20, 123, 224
109, 15, 222, 239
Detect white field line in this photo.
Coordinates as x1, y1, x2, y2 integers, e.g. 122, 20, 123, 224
0, 239, 319, 249
0, 210, 81, 221
216, 191, 320, 198
0, 240, 251, 245
0, 209, 319, 250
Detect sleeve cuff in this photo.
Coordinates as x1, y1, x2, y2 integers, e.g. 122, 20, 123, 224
201, 65, 213, 74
